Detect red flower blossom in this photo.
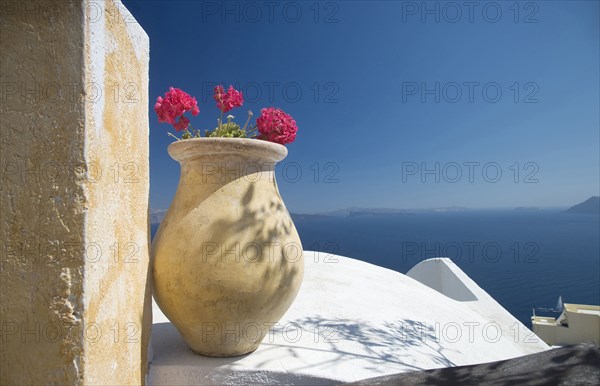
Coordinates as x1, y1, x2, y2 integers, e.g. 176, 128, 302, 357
213, 85, 244, 113
256, 107, 297, 145
173, 116, 190, 131
155, 87, 199, 131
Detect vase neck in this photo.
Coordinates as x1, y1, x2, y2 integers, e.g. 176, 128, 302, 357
180, 158, 277, 186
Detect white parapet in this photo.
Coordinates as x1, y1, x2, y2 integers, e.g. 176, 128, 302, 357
0, 1, 150, 384
149, 252, 549, 385
406, 257, 548, 356
533, 303, 600, 346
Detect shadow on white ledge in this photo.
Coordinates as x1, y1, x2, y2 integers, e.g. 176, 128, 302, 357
148, 252, 549, 385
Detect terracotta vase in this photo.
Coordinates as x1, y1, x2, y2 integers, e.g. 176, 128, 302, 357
151, 138, 304, 357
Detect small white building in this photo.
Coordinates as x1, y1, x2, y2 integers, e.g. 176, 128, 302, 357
532, 303, 600, 346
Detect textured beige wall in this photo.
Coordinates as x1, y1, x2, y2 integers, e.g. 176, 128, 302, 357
0, 1, 150, 384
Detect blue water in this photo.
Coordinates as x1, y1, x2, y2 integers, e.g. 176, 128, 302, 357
151, 210, 600, 327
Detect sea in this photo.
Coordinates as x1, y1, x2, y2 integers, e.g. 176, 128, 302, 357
151, 209, 600, 327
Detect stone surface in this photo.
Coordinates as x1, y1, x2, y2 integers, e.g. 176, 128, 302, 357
345, 343, 600, 385
0, 1, 150, 384
152, 138, 303, 357
149, 252, 549, 385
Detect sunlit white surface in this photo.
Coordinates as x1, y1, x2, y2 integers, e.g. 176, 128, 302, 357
148, 252, 549, 385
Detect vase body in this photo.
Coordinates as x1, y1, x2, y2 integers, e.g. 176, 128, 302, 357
151, 138, 304, 357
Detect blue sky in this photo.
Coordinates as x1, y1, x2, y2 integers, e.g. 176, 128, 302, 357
124, 1, 599, 213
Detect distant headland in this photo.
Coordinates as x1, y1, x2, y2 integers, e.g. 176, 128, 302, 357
565, 197, 600, 214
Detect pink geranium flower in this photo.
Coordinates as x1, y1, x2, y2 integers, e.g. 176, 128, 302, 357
173, 116, 190, 131
154, 87, 199, 131
154, 85, 298, 145
256, 107, 298, 145
213, 85, 244, 113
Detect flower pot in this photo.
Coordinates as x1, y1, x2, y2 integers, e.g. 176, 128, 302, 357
151, 138, 304, 357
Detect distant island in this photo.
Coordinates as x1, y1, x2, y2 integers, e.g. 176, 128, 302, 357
322, 207, 414, 217
290, 213, 331, 221
565, 197, 599, 214
150, 209, 168, 224
315, 206, 468, 217
515, 207, 540, 211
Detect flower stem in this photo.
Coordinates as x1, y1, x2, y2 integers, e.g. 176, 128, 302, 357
187, 123, 200, 138
241, 110, 254, 133
167, 132, 180, 141
245, 125, 258, 138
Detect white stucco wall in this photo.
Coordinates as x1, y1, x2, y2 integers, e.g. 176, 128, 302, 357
149, 252, 549, 385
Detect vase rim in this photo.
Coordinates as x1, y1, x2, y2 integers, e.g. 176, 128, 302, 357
167, 137, 288, 163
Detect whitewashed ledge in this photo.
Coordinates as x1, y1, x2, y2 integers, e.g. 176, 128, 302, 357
148, 252, 549, 385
